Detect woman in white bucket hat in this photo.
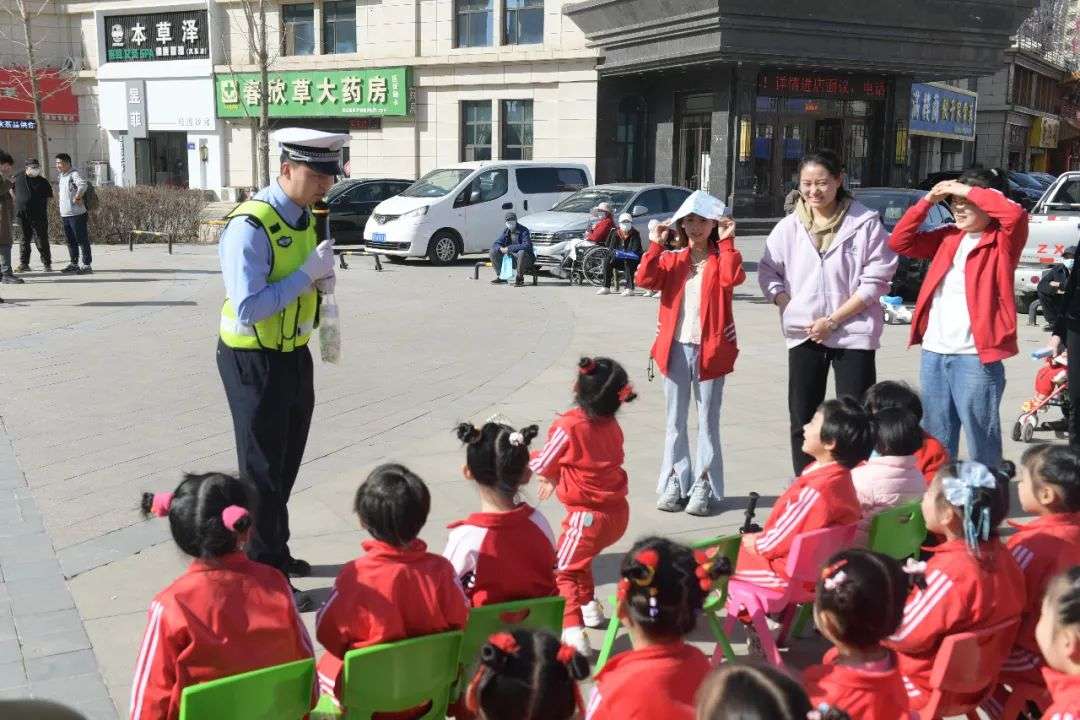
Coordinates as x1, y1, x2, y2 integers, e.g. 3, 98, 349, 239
636, 190, 745, 515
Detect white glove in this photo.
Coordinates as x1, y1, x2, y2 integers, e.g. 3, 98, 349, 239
315, 274, 335, 293
300, 240, 335, 281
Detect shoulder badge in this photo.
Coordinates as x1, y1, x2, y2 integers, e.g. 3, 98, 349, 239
268, 223, 282, 234
277, 236, 293, 248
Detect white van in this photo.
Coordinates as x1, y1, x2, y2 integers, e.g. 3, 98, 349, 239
362, 161, 592, 264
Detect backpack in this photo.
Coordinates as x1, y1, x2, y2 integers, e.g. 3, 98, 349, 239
70, 175, 99, 212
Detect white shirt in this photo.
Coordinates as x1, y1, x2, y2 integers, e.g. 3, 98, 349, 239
922, 232, 981, 355
675, 255, 706, 345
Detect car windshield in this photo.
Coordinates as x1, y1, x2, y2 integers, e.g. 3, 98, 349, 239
551, 188, 635, 213
852, 191, 917, 228
1011, 172, 1044, 189
400, 169, 473, 198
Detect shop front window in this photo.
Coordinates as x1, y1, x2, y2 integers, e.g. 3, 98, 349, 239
281, 3, 315, 56
322, 0, 357, 54
456, 0, 493, 48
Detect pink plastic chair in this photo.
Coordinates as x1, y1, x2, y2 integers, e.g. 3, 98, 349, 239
722, 523, 856, 666
916, 617, 1021, 720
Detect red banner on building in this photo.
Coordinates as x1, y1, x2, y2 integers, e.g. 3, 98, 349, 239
0, 68, 78, 122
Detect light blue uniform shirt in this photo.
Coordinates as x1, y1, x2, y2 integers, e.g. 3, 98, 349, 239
219, 180, 314, 325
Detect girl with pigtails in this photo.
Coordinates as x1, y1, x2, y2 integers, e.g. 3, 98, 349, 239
443, 420, 557, 607
129, 473, 315, 720
529, 356, 636, 655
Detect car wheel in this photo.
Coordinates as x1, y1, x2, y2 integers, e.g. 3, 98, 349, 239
386, 255, 407, 264
426, 232, 459, 265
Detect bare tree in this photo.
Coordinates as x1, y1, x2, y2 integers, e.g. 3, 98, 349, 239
0, 0, 76, 165
222, 0, 276, 188
1016, 0, 1076, 67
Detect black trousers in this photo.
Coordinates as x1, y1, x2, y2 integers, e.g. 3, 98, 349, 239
788, 341, 877, 473
216, 340, 314, 572
17, 211, 50, 268
1067, 330, 1080, 449
604, 259, 638, 290
1040, 288, 1065, 328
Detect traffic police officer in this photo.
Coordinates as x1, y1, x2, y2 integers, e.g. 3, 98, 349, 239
216, 128, 344, 610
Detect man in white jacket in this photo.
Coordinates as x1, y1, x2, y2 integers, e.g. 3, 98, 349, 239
55, 153, 91, 274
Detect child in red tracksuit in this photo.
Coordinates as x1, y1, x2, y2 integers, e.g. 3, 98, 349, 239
697, 663, 852, 720
884, 461, 1025, 711
530, 356, 635, 655
863, 380, 949, 485
129, 473, 314, 720
586, 537, 718, 720
316, 464, 469, 714
982, 444, 1080, 717
1036, 567, 1080, 718
444, 420, 557, 606
732, 397, 870, 593
803, 549, 914, 720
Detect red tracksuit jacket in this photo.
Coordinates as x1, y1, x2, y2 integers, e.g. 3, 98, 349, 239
443, 503, 558, 606
1001, 514, 1080, 684
635, 238, 745, 381
315, 539, 469, 701
529, 407, 628, 510
585, 641, 710, 720
1044, 667, 1080, 718
733, 462, 861, 590
889, 186, 1027, 364
914, 431, 948, 485
128, 552, 314, 720
884, 538, 1025, 708
803, 648, 912, 720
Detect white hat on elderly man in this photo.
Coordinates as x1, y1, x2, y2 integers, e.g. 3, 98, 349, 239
272, 127, 349, 176
668, 190, 728, 225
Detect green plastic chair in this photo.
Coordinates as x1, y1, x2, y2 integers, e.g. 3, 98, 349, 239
594, 534, 742, 673
178, 658, 315, 720
312, 630, 464, 719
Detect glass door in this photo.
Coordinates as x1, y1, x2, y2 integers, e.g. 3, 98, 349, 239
678, 113, 712, 190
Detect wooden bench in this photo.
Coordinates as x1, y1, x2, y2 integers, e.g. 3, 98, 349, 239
334, 247, 383, 272
129, 230, 175, 254
472, 260, 538, 285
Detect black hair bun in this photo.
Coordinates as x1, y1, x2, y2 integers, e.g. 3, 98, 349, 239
479, 643, 510, 671
578, 357, 596, 375
139, 492, 155, 517
520, 425, 540, 444
456, 422, 481, 444
565, 652, 590, 681
995, 460, 1016, 482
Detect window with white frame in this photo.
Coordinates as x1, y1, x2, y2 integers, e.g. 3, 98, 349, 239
456, 0, 493, 48
462, 101, 493, 161
505, 0, 543, 45
501, 100, 533, 160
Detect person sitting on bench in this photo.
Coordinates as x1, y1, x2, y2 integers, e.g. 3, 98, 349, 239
491, 212, 535, 287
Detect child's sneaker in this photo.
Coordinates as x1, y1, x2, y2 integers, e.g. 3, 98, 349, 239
561, 625, 592, 655
581, 600, 606, 628
686, 477, 713, 517
620, 288, 636, 297
596, 287, 610, 296
656, 473, 683, 512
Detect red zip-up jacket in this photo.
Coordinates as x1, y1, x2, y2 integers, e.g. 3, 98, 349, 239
1001, 514, 1080, 684
733, 462, 861, 591
635, 238, 746, 381
804, 648, 913, 720
914, 431, 949, 485
129, 552, 315, 720
529, 407, 628, 510
443, 503, 557, 607
315, 539, 468, 703
888, 186, 1027, 364
884, 538, 1025, 708
585, 641, 710, 720
586, 215, 615, 245
1044, 667, 1080, 718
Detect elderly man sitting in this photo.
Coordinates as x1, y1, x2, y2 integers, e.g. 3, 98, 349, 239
490, 212, 534, 287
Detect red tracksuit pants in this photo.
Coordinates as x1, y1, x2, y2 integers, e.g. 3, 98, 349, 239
555, 500, 629, 627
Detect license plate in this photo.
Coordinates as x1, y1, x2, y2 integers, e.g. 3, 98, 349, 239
372, 233, 385, 243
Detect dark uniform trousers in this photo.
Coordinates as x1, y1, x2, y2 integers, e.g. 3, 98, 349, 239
216, 340, 314, 571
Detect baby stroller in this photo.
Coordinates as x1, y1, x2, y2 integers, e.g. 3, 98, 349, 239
1013, 351, 1071, 443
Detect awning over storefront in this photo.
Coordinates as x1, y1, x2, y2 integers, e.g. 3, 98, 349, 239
563, 0, 1039, 77
0, 68, 78, 122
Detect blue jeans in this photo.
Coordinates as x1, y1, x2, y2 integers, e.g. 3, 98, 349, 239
62, 213, 91, 266
659, 342, 725, 498
920, 350, 1005, 469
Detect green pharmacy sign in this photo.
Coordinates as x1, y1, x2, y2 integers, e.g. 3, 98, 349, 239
215, 67, 409, 118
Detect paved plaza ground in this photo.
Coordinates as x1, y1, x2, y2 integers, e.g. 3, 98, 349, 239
0, 237, 1053, 718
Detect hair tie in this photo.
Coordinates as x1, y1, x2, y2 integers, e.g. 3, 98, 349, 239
821, 559, 848, 580
556, 644, 576, 665
902, 558, 927, 575
221, 505, 249, 531
617, 383, 635, 402
630, 549, 659, 587
694, 547, 732, 592
823, 570, 847, 591
579, 358, 596, 375
150, 492, 174, 518
508, 431, 525, 447
488, 632, 519, 656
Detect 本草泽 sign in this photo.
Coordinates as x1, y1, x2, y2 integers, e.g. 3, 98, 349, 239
215, 68, 409, 118
103, 9, 209, 63
910, 83, 977, 141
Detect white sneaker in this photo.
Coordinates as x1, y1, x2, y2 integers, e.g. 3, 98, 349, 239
621, 288, 636, 297
561, 625, 592, 655
649, 290, 661, 298
581, 600, 606, 628
596, 287, 610, 295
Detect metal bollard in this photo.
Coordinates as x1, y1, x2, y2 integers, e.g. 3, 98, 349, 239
473, 262, 484, 280
372, 254, 382, 272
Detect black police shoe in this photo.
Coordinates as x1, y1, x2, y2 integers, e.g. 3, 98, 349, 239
60, 264, 78, 274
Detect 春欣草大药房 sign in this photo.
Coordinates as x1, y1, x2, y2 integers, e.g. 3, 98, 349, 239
215, 68, 409, 118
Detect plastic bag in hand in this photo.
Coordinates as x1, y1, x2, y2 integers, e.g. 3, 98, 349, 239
319, 292, 341, 364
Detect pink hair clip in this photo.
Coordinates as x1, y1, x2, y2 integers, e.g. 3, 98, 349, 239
150, 492, 174, 518
221, 505, 249, 531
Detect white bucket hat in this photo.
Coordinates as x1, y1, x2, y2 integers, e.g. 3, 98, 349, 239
617, 212, 633, 224
668, 190, 727, 225
593, 201, 614, 214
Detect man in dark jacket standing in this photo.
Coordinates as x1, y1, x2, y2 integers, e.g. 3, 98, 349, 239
1038, 245, 1075, 331
490, 211, 534, 287
14, 159, 53, 272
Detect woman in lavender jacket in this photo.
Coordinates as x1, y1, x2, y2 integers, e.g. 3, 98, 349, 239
758, 150, 898, 473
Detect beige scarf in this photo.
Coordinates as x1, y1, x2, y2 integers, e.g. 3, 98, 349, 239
795, 195, 852, 253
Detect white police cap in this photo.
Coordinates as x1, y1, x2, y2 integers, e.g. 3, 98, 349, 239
272, 127, 349, 176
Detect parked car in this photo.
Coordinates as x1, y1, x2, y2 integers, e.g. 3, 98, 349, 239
362, 161, 591, 264
523, 183, 693, 274
918, 170, 1041, 210
327, 178, 412, 245
852, 187, 954, 299
1016, 170, 1080, 312
1009, 171, 1050, 210
1028, 171, 1057, 188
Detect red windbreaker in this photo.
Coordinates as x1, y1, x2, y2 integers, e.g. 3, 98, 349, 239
733, 462, 861, 591
128, 552, 314, 720
634, 238, 745, 381
585, 641, 710, 720
529, 407, 628, 510
315, 539, 468, 702
586, 216, 615, 245
443, 503, 557, 606
914, 431, 949, 485
803, 648, 913, 720
1043, 667, 1080, 718
888, 186, 1027, 364
884, 538, 1025, 709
